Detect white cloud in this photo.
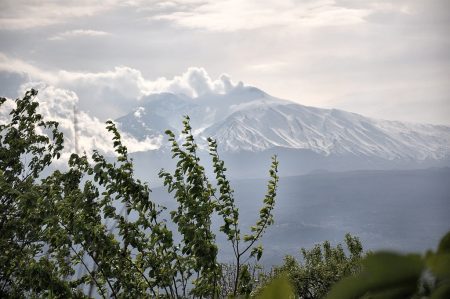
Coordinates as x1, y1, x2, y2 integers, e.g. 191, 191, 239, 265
0, 56, 144, 117
134, 106, 145, 118
53, 66, 237, 113
57, 66, 147, 101
143, 67, 238, 97
58, 66, 238, 99
48, 29, 111, 41
0, 95, 16, 121
0, 55, 243, 156
1, 0, 449, 126
0, 53, 239, 101
0, 82, 163, 161
0, 0, 418, 32
246, 62, 287, 72
0, 0, 119, 30
149, 0, 374, 31
0, 53, 57, 83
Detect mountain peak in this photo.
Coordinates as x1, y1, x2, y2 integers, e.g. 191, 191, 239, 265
116, 87, 450, 164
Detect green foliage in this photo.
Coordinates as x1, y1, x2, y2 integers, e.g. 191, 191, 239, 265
208, 133, 279, 297
238, 264, 253, 296
0, 91, 279, 298
0, 90, 180, 297
326, 252, 423, 299
8, 89, 448, 299
326, 231, 450, 299
254, 273, 294, 299
0, 89, 70, 297
272, 234, 364, 299
159, 116, 221, 297
160, 116, 279, 297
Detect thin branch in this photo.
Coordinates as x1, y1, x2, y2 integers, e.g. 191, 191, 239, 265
68, 244, 107, 299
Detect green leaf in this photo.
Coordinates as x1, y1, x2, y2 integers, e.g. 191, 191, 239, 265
430, 282, 450, 299
326, 252, 424, 299
256, 273, 294, 299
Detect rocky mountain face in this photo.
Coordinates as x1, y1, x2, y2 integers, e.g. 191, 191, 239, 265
116, 84, 450, 179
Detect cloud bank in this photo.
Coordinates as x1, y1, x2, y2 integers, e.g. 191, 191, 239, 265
49, 29, 112, 41
0, 82, 162, 162
1, 1, 448, 125
0, 0, 119, 30
0, 53, 239, 104
144, 67, 237, 97
0, 0, 410, 32
0, 54, 240, 157
148, 0, 388, 31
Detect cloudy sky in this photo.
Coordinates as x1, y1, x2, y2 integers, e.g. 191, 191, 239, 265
1, 0, 449, 127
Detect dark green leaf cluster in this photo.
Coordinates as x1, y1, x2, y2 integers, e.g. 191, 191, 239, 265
208, 134, 279, 296
0, 92, 181, 297
0, 91, 280, 298
160, 116, 280, 297
160, 116, 220, 297
0, 89, 71, 297
3, 89, 448, 299
267, 234, 364, 299
327, 231, 450, 299
253, 273, 294, 299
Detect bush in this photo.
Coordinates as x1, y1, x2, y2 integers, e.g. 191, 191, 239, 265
327, 231, 450, 299
258, 234, 364, 299
0, 90, 279, 298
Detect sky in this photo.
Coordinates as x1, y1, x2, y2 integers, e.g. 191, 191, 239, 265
0, 0, 449, 128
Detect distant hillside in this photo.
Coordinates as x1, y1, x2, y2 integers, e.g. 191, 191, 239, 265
116, 85, 450, 180
151, 167, 450, 266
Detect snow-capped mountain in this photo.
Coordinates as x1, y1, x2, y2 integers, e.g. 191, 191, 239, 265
205, 104, 450, 160
117, 84, 450, 161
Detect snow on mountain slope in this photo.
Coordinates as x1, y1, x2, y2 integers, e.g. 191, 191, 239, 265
116, 85, 287, 138
116, 84, 450, 162
206, 103, 450, 160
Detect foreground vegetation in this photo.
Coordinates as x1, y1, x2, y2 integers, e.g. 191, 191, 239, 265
0, 89, 279, 298
256, 232, 450, 299
1, 90, 449, 298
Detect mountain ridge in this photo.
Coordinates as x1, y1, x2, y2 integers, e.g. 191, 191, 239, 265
116, 85, 450, 164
